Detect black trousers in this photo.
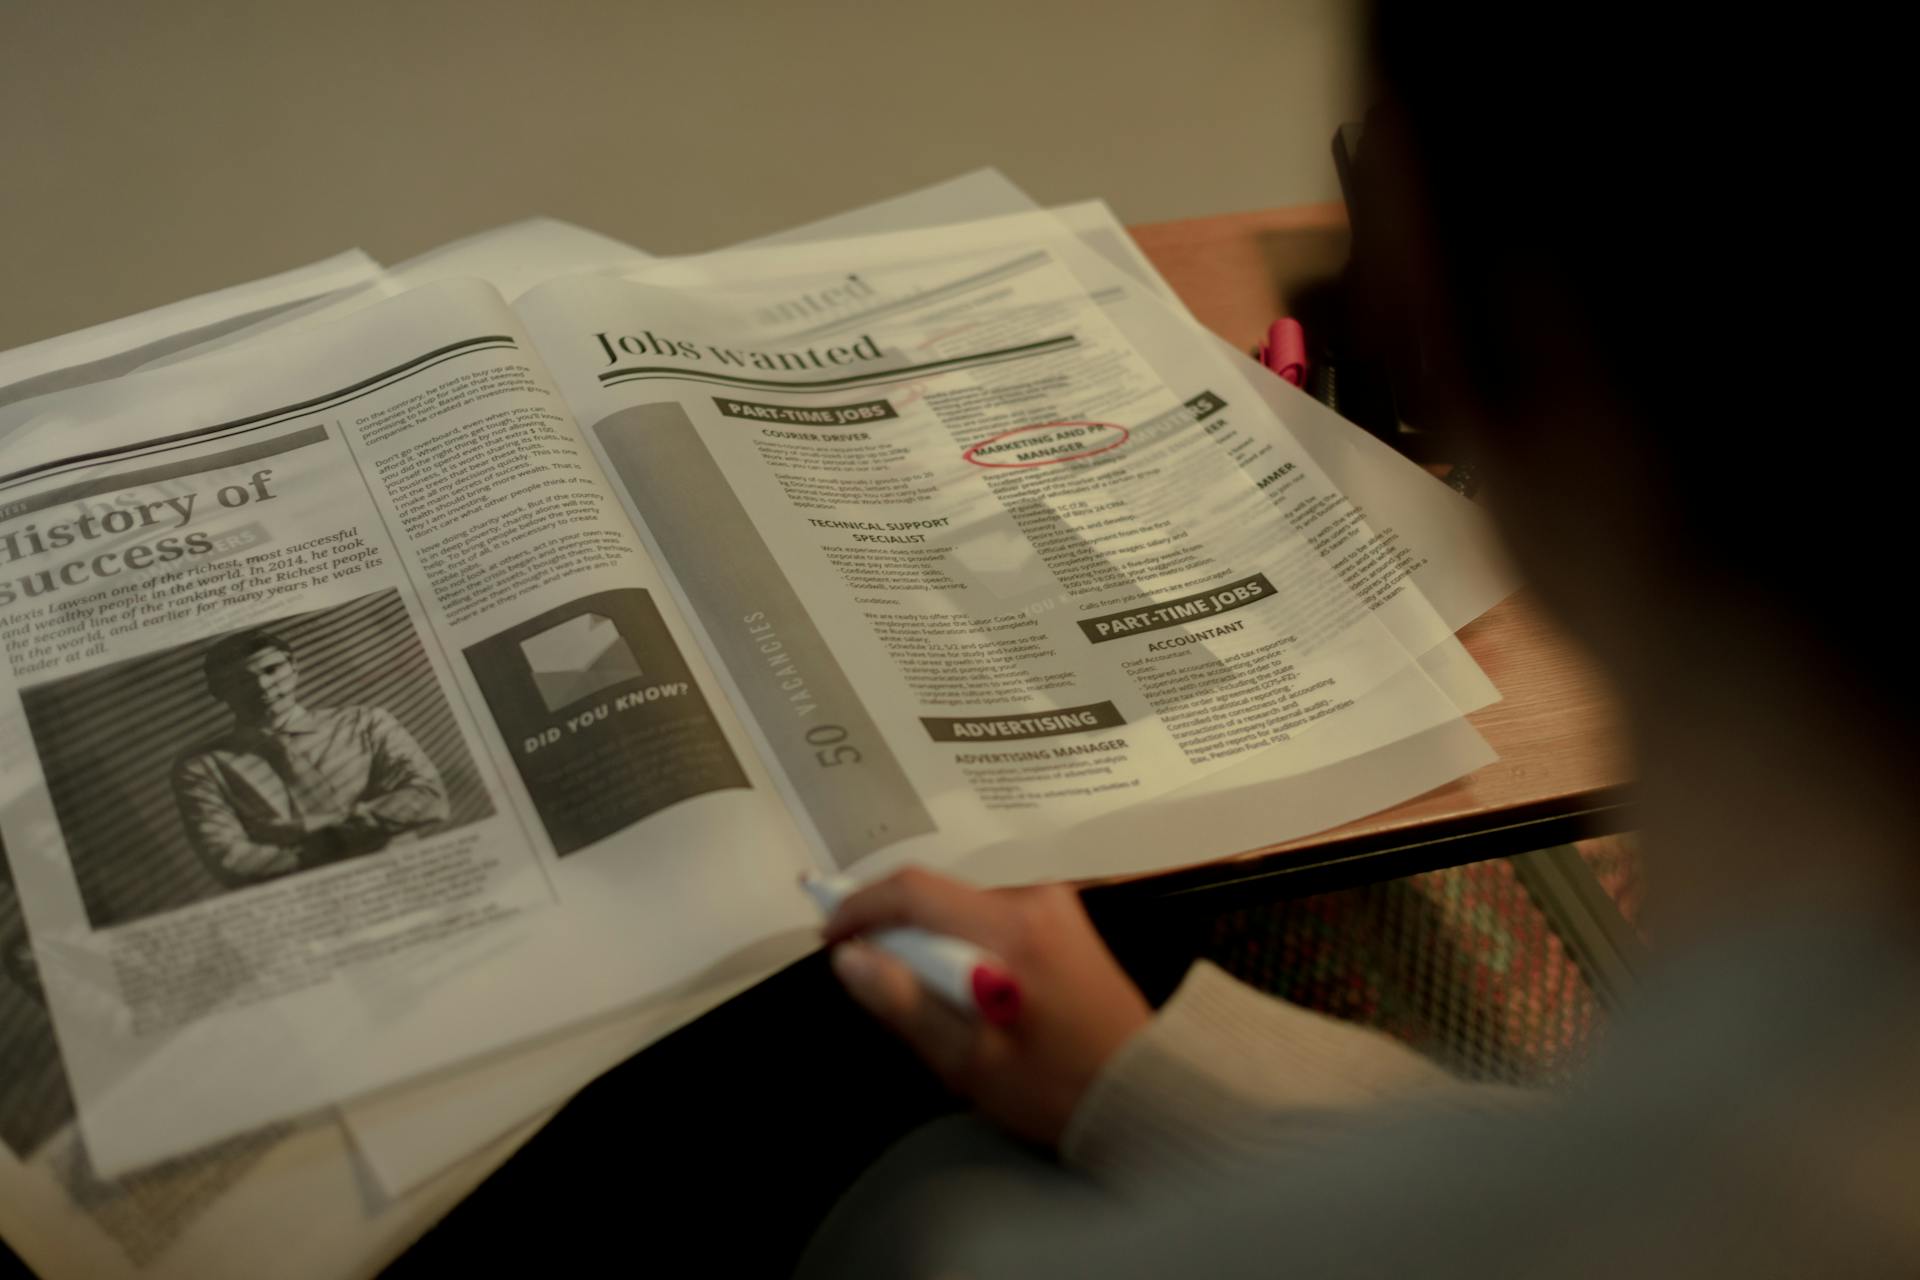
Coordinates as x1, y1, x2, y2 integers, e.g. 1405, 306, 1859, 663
386, 897, 1207, 1278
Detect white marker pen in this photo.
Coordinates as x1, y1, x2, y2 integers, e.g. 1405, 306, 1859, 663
802, 872, 1023, 1026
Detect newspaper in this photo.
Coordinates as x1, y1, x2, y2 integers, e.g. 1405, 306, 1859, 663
0, 201, 1502, 1193
0, 222, 651, 1280
337, 195, 1511, 1200
520, 213, 1475, 874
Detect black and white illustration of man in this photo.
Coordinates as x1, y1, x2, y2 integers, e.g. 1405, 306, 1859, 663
172, 628, 449, 886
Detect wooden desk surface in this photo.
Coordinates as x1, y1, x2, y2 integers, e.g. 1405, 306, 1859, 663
1120, 206, 1631, 885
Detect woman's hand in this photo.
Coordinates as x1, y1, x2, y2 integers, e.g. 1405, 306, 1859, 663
823, 866, 1151, 1148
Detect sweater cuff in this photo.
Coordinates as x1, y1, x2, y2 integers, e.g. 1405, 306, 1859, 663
1061, 961, 1462, 1189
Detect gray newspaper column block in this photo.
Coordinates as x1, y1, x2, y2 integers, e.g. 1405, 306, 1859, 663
594, 402, 935, 867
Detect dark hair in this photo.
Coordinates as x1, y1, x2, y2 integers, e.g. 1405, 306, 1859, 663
202, 629, 295, 694
1368, 4, 1904, 716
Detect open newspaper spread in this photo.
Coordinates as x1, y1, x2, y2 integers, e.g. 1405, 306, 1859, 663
335, 197, 1510, 1204
0, 209, 1499, 1191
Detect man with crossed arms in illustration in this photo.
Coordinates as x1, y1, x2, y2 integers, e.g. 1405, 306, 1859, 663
173, 629, 449, 886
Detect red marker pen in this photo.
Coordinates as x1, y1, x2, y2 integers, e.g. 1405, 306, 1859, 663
1256, 317, 1310, 387
803, 873, 1023, 1026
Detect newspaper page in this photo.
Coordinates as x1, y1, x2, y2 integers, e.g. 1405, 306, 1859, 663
0, 278, 819, 1176
732, 200, 1504, 888
516, 215, 1472, 880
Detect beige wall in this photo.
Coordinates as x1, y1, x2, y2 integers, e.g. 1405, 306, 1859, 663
0, 0, 1367, 350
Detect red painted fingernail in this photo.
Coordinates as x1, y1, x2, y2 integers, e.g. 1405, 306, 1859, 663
970, 965, 1023, 1027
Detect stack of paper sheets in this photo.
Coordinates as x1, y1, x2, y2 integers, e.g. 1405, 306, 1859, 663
0, 171, 1512, 1280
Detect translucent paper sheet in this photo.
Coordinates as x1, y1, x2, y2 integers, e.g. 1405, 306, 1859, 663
0, 251, 382, 443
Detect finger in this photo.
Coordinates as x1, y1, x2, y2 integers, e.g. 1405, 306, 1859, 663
830, 940, 978, 1081
823, 866, 1008, 948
